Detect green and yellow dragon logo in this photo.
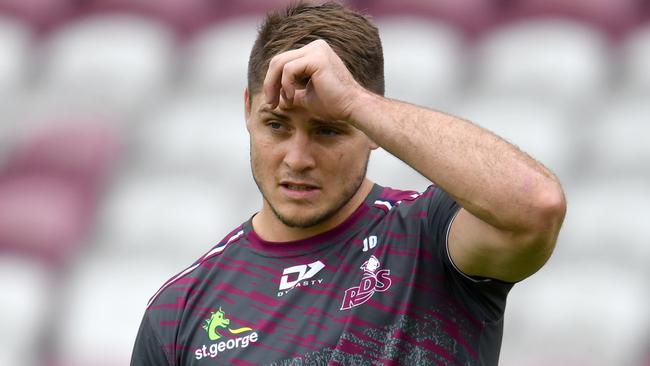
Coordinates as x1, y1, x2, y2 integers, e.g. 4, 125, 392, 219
202, 307, 253, 341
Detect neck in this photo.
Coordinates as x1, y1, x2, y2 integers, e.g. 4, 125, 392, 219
252, 179, 374, 242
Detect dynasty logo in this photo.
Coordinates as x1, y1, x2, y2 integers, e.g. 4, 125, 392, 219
278, 260, 325, 297
340, 255, 392, 310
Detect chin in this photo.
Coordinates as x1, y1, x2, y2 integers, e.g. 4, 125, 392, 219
273, 206, 336, 229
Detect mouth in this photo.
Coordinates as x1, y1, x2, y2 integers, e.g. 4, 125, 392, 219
280, 181, 320, 190
282, 184, 318, 191
279, 181, 321, 198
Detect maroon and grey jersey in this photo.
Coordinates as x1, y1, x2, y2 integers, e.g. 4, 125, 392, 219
131, 184, 514, 366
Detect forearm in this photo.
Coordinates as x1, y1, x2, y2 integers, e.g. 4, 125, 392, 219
348, 90, 564, 233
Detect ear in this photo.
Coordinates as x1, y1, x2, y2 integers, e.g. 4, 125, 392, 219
244, 88, 251, 120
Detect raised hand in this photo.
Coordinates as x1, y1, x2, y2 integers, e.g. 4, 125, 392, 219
262, 39, 366, 123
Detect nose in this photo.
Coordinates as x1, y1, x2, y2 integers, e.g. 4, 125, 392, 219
283, 130, 316, 172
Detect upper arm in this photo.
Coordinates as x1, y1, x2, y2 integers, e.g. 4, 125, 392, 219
448, 207, 559, 283
131, 313, 173, 366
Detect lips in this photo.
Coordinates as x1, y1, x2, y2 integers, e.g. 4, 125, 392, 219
279, 181, 320, 190
285, 184, 314, 191
279, 181, 321, 199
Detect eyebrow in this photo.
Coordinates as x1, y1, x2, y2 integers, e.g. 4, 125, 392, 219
258, 108, 289, 120
257, 107, 349, 128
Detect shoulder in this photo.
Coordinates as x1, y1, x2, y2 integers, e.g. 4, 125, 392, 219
146, 224, 247, 308
371, 185, 427, 212
372, 184, 455, 220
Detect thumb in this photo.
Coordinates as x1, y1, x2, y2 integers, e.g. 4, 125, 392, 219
292, 89, 310, 109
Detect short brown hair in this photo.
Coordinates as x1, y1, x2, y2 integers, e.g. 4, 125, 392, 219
247, 1, 384, 101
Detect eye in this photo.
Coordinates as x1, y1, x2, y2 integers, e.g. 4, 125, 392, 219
266, 120, 285, 131
316, 126, 340, 136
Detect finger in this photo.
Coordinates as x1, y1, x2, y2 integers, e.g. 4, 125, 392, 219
263, 48, 308, 107
278, 88, 292, 110
280, 58, 313, 107
292, 88, 309, 109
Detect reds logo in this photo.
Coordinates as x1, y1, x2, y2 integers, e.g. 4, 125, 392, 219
340, 256, 392, 310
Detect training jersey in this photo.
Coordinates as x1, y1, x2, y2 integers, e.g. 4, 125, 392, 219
131, 184, 514, 366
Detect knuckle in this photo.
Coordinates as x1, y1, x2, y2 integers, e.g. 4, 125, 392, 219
269, 55, 280, 67
282, 62, 298, 80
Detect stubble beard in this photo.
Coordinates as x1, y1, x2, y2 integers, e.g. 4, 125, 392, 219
251, 151, 370, 229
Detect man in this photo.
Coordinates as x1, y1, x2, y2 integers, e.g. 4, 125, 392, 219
131, 2, 566, 365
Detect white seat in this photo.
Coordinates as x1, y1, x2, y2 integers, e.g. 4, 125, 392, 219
378, 16, 467, 109
367, 148, 431, 193
474, 19, 612, 105
41, 14, 176, 112
501, 260, 650, 366
183, 17, 259, 95
558, 178, 650, 267
0, 17, 32, 149
54, 254, 174, 366
587, 97, 650, 177
133, 93, 251, 181
0, 17, 32, 98
620, 24, 650, 95
96, 173, 256, 260
453, 94, 574, 181
0, 256, 50, 366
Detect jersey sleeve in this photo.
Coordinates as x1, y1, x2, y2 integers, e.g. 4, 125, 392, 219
131, 312, 173, 366
420, 185, 514, 320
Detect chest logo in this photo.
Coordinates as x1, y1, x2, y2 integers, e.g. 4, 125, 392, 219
195, 307, 259, 360
278, 260, 325, 296
203, 307, 252, 341
340, 255, 392, 310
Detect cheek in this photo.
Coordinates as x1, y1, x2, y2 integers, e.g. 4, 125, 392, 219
331, 149, 365, 174
251, 140, 281, 174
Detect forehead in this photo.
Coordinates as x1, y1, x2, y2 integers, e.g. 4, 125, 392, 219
251, 93, 340, 126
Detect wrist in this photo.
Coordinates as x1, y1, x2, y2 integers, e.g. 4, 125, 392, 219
344, 87, 384, 128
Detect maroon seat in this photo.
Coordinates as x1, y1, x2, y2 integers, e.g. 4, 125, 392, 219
642, 0, 650, 25
0, 121, 122, 265
6, 121, 122, 195
217, 0, 295, 18
80, 0, 219, 36
501, 0, 642, 38
0, 174, 88, 264
0, 0, 75, 33
357, 0, 500, 36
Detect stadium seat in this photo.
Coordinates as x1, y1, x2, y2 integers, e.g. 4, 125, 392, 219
132, 94, 250, 181
360, 0, 498, 36
367, 148, 431, 193
0, 256, 51, 366
0, 0, 74, 32
503, 0, 641, 38
558, 178, 650, 267
452, 94, 575, 181
53, 254, 174, 366
474, 18, 612, 105
82, 0, 218, 37
0, 17, 32, 99
41, 14, 176, 113
183, 17, 259, 95
96, 173, 256, 261
500, 260, 650, 366
620, 23, 650, 95
0, 174, 90, 263
218, 0, 294, 18
585, 97, 650, 177
6, 121, 122, 194
377, 16, 468, 109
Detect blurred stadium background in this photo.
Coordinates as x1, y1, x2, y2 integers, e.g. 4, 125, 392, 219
0, 0, 649, 365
